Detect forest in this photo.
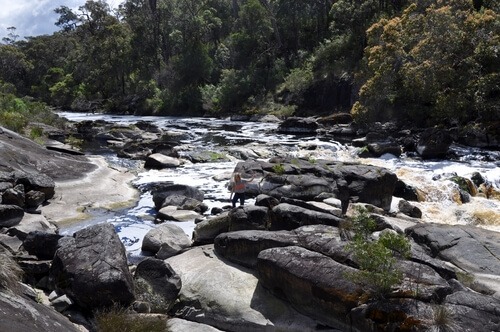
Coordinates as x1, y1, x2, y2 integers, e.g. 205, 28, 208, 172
0, 0, 498, 130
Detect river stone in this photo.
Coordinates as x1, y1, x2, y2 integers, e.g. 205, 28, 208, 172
277, 117, 319, 134
157, 207, 201, 222
49, 223, 135, 310
228, 205, 270, 231
15, 172, 56, 200
2, 184, 25, 207
142, 223, 191, 259
398, 199, 422, 218
214, 230, 299, 268
416, 128, 453, 159
161, 194, 207, 213
152, 184, 204, 210
144, 153, 181, 169
166, 245, 322, 331
25, 190, 46, 208
192, 212, 230, 245
0, 204, 24, 227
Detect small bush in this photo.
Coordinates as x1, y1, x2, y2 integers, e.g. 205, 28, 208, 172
429, 305, 457, 332
378, 231, 411, 259
346, 207, 410, 298
0, 252, 23, 293
272, 163, 285, 175
94, 305, 165, 332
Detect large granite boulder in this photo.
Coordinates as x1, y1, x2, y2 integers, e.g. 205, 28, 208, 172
144, 153, 181, 169
166, 245, 322, 331
257, 245, 365, 331
134, 257, 181, 313
192, 213, 231, 245
49, 223, 135, 310
236, 159, 398, 211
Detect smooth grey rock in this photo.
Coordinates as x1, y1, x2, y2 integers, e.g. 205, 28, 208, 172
142, 223, 191, 259
0, 204, 24, 227
167, 245, 322, 332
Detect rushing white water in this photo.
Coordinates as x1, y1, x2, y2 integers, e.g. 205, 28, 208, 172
57, 112, 500, 259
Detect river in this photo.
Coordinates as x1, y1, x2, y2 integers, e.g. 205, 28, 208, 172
57, 112, 500, 261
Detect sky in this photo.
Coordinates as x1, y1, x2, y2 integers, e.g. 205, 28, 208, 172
0, 0, 121, 42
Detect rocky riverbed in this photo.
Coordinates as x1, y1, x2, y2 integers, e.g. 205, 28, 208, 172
1, 114, 499, 331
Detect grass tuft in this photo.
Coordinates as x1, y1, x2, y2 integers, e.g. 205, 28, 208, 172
0, 252, 24, 293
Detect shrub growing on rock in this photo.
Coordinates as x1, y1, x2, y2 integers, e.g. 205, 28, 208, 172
346, 207, 411, 298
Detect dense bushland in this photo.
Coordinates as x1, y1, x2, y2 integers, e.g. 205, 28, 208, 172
0, 0, 498, 128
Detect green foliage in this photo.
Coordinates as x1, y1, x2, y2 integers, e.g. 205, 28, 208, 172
65, 135, 84, 149
378, 231, 411, 259
349, 206, 377, 241
0, 252, 23, 293
346, 207, 411, 297
0, 0, 496, 129
94, 304, 165, 332
355, 1, 500, 126
272, 163, 286, 175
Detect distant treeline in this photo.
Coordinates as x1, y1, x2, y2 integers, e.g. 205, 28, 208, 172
0, 0, 498, 127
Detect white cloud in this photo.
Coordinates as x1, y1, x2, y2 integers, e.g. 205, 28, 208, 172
0, 0, 120, 42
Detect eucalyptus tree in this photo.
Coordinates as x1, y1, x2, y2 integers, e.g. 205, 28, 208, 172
352, 0, 500, 126
54, 0, 132, 110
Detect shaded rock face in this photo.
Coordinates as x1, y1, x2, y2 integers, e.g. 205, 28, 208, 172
277, 117, 319, 134
49, 223, 135, 311
257, 245, 365, 331
0, 204, 24, 227
271, 203, 342, 230
416, 128, 453, 159
134, 257, 181, 313
23, 231, 63, 260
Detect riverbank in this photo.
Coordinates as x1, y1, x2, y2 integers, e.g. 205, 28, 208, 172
41, 155, 140, 226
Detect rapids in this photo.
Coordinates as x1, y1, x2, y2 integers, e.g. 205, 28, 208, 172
57, 112, 500, 260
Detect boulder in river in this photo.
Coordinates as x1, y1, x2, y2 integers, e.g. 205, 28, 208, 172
49, 223, 135, 311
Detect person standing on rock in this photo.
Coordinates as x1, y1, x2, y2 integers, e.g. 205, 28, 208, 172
337, 179, 350, 216
229, 172, 254, 208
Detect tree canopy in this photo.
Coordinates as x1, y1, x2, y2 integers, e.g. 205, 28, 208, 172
0, 0, 498, 127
